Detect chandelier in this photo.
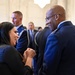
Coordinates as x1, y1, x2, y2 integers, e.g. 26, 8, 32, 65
34, 0, 50, 8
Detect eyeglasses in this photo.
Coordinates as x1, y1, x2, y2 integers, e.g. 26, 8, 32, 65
45, 15, 55, 21
45, 13, 65, 21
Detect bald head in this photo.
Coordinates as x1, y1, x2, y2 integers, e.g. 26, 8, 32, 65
46, 5, 66, 31
49, 5, 66, 20
51, 5, 65, 13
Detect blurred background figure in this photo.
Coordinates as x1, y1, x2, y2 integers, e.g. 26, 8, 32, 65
27, 21, 37, 49
35, 25, 51, 75
23, 26, 27, 29
38, 26, 43, 32
11, 11, 28, 55
27, 21, 38, 75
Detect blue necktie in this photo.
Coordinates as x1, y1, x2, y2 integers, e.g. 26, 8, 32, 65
30, 30, 34, 42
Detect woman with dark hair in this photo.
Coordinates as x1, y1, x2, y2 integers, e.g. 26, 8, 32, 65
0, 22, 36, 75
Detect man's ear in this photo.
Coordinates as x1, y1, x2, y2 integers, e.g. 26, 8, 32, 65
20, 18, 22, 21
55, 14, 59, 20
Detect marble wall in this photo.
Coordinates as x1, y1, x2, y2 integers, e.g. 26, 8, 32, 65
0, 0, 75, 28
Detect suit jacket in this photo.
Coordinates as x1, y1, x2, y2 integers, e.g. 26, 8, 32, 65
41, 21, 75, 75
0, 45, 33, 75
28, 29, 37, 50
35, 27, 51, 71
17, 25, 25, 34
15, 25, 28, 55
27, 29, 37, 75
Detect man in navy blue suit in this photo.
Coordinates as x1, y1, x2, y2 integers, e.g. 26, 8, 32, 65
40, 5, 75, 75
11, 11, 28, 55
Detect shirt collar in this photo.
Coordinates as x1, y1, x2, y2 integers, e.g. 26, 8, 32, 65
57, 21, 66, 28
16, 24, 22, 29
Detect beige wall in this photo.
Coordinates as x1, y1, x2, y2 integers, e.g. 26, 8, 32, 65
0, 0, 75, 28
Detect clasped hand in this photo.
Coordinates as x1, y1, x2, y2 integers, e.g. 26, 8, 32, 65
23, 48, 36, 63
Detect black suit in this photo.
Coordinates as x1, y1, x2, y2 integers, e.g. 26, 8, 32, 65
28, 29, 37, 50
35, 26, 51, 74
27, 29, 38, 75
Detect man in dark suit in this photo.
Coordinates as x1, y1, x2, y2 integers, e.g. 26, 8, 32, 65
35, 25, 51, 74
27, 22, 37, 49
40, 5, 75, 75
27, 22, 38, 75
11, 11, 28, 55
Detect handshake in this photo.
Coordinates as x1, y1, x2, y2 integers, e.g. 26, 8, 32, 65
23, 48, 36, 60
22, 48, 36, 68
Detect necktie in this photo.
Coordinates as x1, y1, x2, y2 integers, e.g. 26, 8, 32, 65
30, 30, 34, 42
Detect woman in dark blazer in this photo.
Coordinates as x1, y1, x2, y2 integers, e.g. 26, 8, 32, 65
0, 22, 36, 75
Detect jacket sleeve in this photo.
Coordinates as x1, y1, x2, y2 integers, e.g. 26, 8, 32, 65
41, 34, 62, 75
3, 46, 33, 75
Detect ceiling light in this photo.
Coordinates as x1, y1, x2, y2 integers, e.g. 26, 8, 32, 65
34, 0, 50, 8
